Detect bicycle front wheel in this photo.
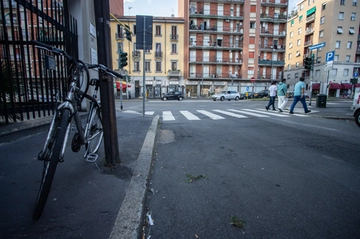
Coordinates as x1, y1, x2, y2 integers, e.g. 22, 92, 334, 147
33, 109, 71, 220
85, 106, 103, 155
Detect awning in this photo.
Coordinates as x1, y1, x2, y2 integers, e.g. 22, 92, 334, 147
341, 83, 352, 90
329, 83, 341, 89
116, 81, 131, 90
306, 6, 316, 16
354, 83, 360, 88
312, 83, 320, 90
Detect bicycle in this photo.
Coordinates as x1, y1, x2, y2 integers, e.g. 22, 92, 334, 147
30, 40, 123, 220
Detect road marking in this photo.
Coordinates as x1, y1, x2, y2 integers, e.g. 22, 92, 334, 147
213, 109, 248, 118
242, 109, 290, 117
180, 110, 201, 120
145, 111, 155, 115
163, 111, 175, 121
196, 110, 225, 120
228, 109, 269, 117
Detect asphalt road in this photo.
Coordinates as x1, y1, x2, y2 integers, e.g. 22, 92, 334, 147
141, 100, 360, 239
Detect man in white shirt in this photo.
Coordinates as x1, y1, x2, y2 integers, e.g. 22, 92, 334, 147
265, 81, 277, 111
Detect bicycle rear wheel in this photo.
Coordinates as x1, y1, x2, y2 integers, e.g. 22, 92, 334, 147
33, 109, 71, 220
85, 106, 103, 155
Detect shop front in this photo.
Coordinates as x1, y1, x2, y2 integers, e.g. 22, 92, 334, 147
328, 83, 341, 97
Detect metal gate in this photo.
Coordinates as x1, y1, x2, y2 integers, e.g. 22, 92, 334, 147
0, 0, 78, 124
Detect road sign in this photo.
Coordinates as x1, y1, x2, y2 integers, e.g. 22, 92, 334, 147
355, 72, 358, 77
250, 77, 255, 83
246, 86, 249, 91
325, 50, 334, 71
309, 42, 326, 51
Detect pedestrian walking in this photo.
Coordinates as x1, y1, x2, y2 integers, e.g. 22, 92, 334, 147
289, 77, 311, 114
265, 81, 277, 111
277, 78, 288, 112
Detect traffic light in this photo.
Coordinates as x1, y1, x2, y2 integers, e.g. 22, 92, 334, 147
124, 24, 132, 42
120, 50, 128, 68
304, 57, 313, 70
350, 78, 358, 84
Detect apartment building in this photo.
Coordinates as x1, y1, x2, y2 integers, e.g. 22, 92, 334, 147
179, 0, 288, 97
110, 16, 185, 98
285, 0, 360, 97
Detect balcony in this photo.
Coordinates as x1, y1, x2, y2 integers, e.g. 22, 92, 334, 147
258, 59, 285, 66
259, 44, 285, 52
188, 72, 243, 80
155, 51, 163, 60
305, 27, 314, 35
260, 30, 287, 38
132, 51, 141, 59
260, 13, 287, 23
189, 57, 243, 65
189, 9, 244, 21
170, 34, 178, 42
261, 0, 288, 8
115, 33, 123, 40
190, 0, 244, 3
167, 70, 181, 78
306, 15, 315, 23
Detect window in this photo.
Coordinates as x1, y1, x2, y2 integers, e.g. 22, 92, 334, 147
297, 39, 301, 46
156, 62, 162, 72
351, 13, 356, 21
116, 25, 124, 38
319, 30, 324, 38
331, 69, 337, 76
346, 55, 351, 62
289, 42, 293, 48
290, 31, 294, 38
299, 15, 303, 22
343, 69, 349, 76
347, 41, 352, 49
171, 61, 177, 71
171, 26, 177, 38
295, 73, 299, 78
320, 16, 325, 24
349, 27, 355, 34
340, 0, 345, 5
322, 3, 326, 10
250, 21, 256, 29
296, 51, 301, 57
353, 0, 358, 6
334, 55, 339, 61
145, 61, 151, 72
250, 5, 256, 12
133, 25, 137, 34
288, 53, 292, 60
337, 27, 343, 34
134, 61, 140, 71
339, 12, 344, 20
315, 70, 320, 77
335, 41, 341, 49
155, 25, 161, 36
171, 44, 177, 54
298, 27, 302, 34
296, 62, 300, 68
300, 4, 303, 10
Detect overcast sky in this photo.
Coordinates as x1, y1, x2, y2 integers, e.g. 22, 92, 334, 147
124, 0, 299, 17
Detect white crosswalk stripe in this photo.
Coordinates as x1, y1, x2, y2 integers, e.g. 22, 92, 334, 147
228, 109, 269, 117
145, 111, 155, 115
196, 110, 225, 120
213, 109, 248, 118
180, 110, 201, 120
163, 111, 175, 121
242, 109, 290, 117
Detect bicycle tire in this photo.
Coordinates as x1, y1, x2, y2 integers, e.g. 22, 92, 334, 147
67, 60, 90, 101
85, 106, 103, 155
32, 109, 71, 220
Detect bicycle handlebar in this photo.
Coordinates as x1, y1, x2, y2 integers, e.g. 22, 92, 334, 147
87, 64, 123, 79
30, 40, 74, 63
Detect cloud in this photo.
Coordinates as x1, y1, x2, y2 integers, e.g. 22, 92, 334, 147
125, 0, 136, 2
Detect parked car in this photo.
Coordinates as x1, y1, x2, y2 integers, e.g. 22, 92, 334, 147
287, 91, 294, 98
161, 91, 184, 101
254, 90, 269, 98
240, 91, 255, 99
212, 90, 240, 101
353, 93, 360, 127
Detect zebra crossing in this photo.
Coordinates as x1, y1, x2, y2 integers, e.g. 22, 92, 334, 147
129, 108, 311, 121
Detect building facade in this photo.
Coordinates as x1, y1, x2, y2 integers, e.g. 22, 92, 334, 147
110, 16, 185, 99
285, 0, 360, 97
179, 0, 288, 97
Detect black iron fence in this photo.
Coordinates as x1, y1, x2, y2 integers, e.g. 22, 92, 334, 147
0, 0, 77, 124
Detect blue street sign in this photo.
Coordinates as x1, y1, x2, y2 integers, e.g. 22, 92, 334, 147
326, 51, 335, 62
355, 72, 359, 77
309, 42, 326, 51
246, 86, 249, 91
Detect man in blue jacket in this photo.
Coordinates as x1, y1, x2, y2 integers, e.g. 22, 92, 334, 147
289, 77, 311, 114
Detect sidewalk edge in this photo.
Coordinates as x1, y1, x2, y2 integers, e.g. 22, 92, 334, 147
109, 115, 160, 239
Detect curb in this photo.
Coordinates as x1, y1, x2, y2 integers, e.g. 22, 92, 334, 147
109, 115, 160, 239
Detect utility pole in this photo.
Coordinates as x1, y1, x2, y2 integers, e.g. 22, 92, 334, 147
94, 0, 120, 166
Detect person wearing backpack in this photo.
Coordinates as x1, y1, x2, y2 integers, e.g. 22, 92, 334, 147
277, 78, 288, 112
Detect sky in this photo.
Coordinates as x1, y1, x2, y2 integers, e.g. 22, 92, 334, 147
124, 0, 299, 17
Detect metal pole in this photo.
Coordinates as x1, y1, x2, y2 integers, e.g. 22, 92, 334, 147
201, 46, 203, 97
120, 80, 123, 110
142, 16, 146, 117
94, 0, 120, 166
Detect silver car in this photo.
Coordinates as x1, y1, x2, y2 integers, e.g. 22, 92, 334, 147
212, 90, 240, 101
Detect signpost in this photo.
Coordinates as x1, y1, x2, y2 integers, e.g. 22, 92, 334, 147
309, 42, 326, 51
324, 50, 335, 95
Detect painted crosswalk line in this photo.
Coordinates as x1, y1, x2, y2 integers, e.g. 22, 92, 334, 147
180, 110, 201, 120
196, 110, 225, 120
213, 109, 248, 118
242, 109, 290, 117
228, 109, 269, 117
163, 111, 175, 121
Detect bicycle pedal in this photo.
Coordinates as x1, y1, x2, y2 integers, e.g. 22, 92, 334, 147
86, 153, 98, 163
